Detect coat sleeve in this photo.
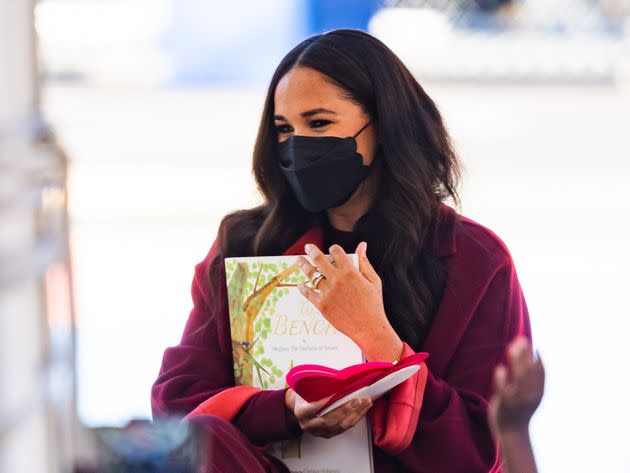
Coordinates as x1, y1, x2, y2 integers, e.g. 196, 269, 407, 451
150, 238, 298, 445
392, 256, 532, 473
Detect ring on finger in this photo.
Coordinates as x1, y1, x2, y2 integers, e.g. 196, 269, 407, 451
309, 270, 326, 289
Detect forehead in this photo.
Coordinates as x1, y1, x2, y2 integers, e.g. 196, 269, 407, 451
274, 67, 350, 113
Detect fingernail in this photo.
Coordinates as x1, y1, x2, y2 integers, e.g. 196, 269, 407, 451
351, 399, 361, 409
304, 244, 313, 256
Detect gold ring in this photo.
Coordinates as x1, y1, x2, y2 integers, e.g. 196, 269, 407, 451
310, 270, 326, 289
313, 274, 326, 289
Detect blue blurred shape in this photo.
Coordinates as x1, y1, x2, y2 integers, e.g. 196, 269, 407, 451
160, 0, 383, 87
160, 0, 307, 87
306, 0, 382, 34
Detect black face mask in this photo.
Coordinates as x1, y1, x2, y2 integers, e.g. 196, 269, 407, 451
277, 121, 373, 213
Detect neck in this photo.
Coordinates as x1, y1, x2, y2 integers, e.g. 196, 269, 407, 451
326, 209, 360, 232
326, 159, 381, 231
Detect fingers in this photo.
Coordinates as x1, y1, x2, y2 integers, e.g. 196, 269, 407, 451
328, 244, 352, 272
335, 410, 365, 432
493, 364, 508, 394
319, 397, 369, 424
305, 243, 336, 276
296, 250, 333, 295
297, 282, 324, 306
355, 241, 380, 285
299, 242, 381, 289
294, 395, 334, 435
330, 398, 372, 429
501, 337, 545, 402
296, 254, 333, 280
508, 336, 533, 380
296, 396, 373, 439
295, 252, 327, 309
294, 394, 331, 421
490, 337, 545, 433
317, 402, 372, 438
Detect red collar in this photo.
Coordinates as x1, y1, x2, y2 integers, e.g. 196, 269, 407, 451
282, 226, 324, 256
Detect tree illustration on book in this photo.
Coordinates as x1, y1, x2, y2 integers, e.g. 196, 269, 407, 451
281, 358, 301, 460
225, 259, 308, 388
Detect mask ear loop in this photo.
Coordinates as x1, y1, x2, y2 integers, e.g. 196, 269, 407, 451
353, 120, 378, 178
352, 120, 372, 139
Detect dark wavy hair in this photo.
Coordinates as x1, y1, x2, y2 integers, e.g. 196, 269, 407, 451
201, 29, 461, 351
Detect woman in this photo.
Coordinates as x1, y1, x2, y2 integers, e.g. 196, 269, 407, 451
151, 29, 532, 473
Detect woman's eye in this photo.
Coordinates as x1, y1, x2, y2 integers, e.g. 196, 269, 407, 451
275, 120, 331, 134
310, 119, 331, 128
275, 124, 293, 134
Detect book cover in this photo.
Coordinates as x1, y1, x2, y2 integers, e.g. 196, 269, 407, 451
225, 253, 374, 473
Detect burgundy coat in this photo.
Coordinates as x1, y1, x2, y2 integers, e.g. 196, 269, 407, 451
151, 203, 532, 472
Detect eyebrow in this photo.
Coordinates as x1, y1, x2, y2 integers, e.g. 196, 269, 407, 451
273, 108, 337, 121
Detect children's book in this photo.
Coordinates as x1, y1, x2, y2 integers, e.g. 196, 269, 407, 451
225, 253, 375, 472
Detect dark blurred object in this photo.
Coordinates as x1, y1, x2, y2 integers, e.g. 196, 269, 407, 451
74, 419, 198, 473
474, 0, 512, 11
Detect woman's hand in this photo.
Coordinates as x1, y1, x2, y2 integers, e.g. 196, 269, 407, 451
284, 387, 373, 439
296, 242, 403, 362
488, 336, 545, 435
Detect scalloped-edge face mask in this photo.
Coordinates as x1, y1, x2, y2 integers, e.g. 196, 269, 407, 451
278, 121, 373, 212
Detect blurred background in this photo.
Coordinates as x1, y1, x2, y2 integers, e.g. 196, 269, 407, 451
2, 0, 629, 471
